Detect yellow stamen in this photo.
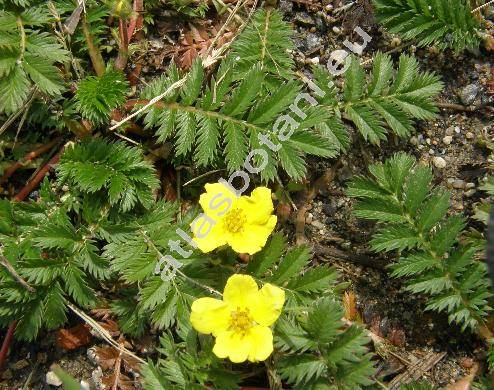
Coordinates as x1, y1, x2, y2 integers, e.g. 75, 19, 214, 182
223, 208, 247, 233
229, 309, 254, 335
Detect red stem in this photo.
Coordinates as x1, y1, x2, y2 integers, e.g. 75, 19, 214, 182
127, 0, 143, 41
0, 138, 61, 185
0, 321, 18, 373
14, 152, 61, 202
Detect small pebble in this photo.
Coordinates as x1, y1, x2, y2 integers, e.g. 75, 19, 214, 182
46, 371, 63, 387
459, 83, 479, 106
445, 126, 455, 136
433, 156, 447, 169
311, 220, 325, 230
428, 149, 435, 155
465, 132, 474, 139
465, 182, 475, 190
390, 37, 402, 47
465, 189, 476, 197
410, 136, 419, 146
443, 136, 453, 145
11, 359, 29, 370
426, 138, 431, 145
332, 26, 341, 34
453, 180, 465, 189
454, 126, 461, 134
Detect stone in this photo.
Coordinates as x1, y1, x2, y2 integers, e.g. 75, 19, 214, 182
465, 182, 475, 190
459, 83, 479, 105
46, 371, 63, 387
465, 132, 474, 139
453, 180, 465, 189
433, 156, 447, 169
443, 135, 453, 145
11, 359, 29, 370
294, 12, 315, 26
445, 126, 455, 136
278, 0, 292, 13
332, 26, 342, 34
305, 33, 322, 50
311, 220, 325, 230
410, 136, 419, 146
465, 189, 477, 197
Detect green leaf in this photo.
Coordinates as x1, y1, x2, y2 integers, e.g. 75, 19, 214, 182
223, 121, 248, 172
306, 298, 343, 342
269, 245, 310, 284
23, 54, 64, 95
181, 57, 203, 105
343, 56, 365, 102
278, 354, 327, 386
416, 191, 450, 233
286, 266, 338, 293
429, 215, 465, 255
345, 105, 387, 144
248, 233, 286, 277
221, 63, 263, 116
0, 64, 29, 114
370, 225, 420, 252
403, 165, 433, 216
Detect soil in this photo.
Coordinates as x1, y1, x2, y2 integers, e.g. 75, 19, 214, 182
1, 0, 494, 388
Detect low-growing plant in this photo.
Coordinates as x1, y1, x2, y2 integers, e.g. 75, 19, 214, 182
347, 153, 492, 331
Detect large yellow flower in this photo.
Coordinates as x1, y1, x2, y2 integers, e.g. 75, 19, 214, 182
190, 274, 285, 363
191, 183, 277, 254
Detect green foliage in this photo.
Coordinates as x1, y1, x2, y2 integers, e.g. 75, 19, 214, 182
74, 69, 129, 124
57, 139, 159, 212
0, 197, 100, 340
373, 0, 482, 53
141, 332, 241, 389
312, 53, 443, 147
0, 2, 68, 114
275, 298, 375, 389
229, 8, 294, 80
139, 56, 338, 181
347, 153, 492, 330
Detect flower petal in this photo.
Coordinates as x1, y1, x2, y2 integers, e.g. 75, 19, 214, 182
246, 325, 274, 362
237, 187, 274, 225
223, 274, 259, 309
192, 219, 227, 253
250, 283, 285, 327
213, 330, 251, 363
227, 215, 277, 255
199, 182, 238, 219
190, 297, 230, 335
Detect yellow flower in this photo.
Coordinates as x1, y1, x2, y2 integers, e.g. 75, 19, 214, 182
191, 183, 277, 255
190, 274, 285, 363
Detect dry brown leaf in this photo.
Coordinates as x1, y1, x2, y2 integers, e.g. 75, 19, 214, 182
56, 324, 92, 350
102, 371, 135, 390
166, 21, 235, 70
343, 291, 360, 322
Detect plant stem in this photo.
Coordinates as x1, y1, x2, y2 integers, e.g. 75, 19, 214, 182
81, 12, 105, 76
0, 321, 18, 373
0, 138, 62, 184
14, 150, 62, 202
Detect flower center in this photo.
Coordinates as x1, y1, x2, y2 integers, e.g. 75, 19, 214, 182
223, 208, 247, 233
229, 309, 254, 335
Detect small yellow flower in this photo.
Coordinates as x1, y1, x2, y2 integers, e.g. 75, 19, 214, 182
190, 274, 285, 363
191, 183, 277, 255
